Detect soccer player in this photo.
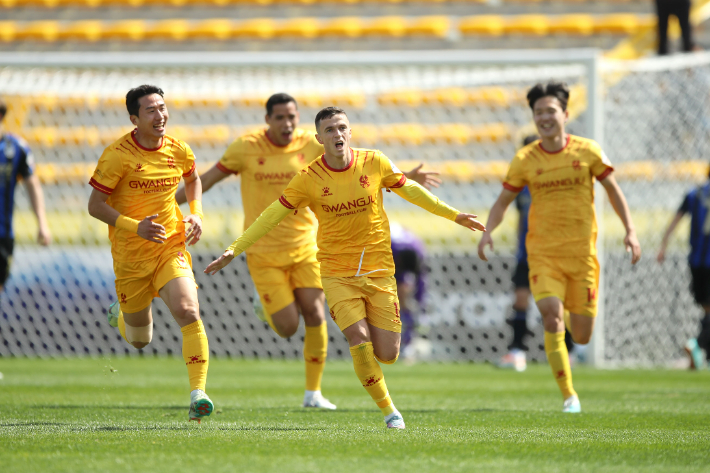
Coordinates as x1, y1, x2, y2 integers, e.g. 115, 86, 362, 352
177, 93, 440, 409
657, 171, 710, 369
478, 82, 641, 413
205, 106, 485, 428
0, 98, 51, 293
87, 85, 213, 422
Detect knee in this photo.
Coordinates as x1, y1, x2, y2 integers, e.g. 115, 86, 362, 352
173, 302, 199, 325
375, 351, 399, 365
301, 304, 325, 325
572, 331, 591, 345
373, 343, 400, 364
273, 318, 299, 338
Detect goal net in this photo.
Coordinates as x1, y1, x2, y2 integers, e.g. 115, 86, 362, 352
0, 50, 706, 367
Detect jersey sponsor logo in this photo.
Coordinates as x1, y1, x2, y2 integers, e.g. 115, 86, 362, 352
321, 194, 376, 215
129, 176, 181, 193
254, 171, 296, 182
572, 160, 581, 171
359, 175, 370, 188
322, 186, 333, 197
167, 156, 176, 169
120, 293, 127, 304
258, 157, 266, 165
135, 163, 146, 172
587, 288, 596, 302
186, 354, 207, 365
532, 177, 586, 191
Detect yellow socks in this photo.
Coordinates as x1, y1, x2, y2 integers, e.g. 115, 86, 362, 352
181, 320, 209, 392
117, 311, 128, 343
304, 322, 328, 392
563, 310, 572, 333
545, 331, 576, 399
350, 342, 395, 416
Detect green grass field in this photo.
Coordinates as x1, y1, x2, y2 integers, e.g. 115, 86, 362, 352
1, 357, 709, 473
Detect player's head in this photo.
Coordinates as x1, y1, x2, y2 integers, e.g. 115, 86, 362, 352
526, 81, 569, 140
522, 134, 539, 147
265, 93, 299, 146
126, 84, 168, 140
314, 107, 351, 159
0, 98, 6, 124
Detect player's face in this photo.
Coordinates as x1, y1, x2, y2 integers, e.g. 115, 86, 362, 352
131, 94, 169, 140
266, 101, 299, 145
532, 96, 568, 140
316, 114, 351, 159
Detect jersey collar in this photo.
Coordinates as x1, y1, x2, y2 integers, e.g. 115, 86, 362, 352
539, 134, 570, 154
131, 129, 163, 152
321, 149, 354, 172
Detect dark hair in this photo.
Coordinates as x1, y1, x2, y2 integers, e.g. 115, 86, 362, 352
526, 81, 569, 111
522, 134, 539, 146
266, 93, 297, 116
0, 98, 6, 121
315, 106, 347, 130
126, 84, 164, 117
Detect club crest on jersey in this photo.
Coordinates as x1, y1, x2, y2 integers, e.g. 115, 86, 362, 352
135, 163, 146, 172
322, 187, 333, 197
167, 156, 176, 169
536, 168, 543, 175
296, 153, 306, 163
572, 160, 581, 171
359, 175, 370, 188
258, 157, 266, 165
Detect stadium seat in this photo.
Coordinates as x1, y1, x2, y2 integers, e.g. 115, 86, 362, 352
232, 19, 276, 39
423, 87, 468, 106
469, 86, 515, 107
593, 14, 641, 35
667, 161, 708, 181
144, 19, 189, 41
470, 123, 510, 142
188, 19, 235, 40
615, 161, 656, 181
361, 16, 407, 38
380, 123, 426, 145
319, 17, 363, 38
459, 16, 505, 37
100, 0, 145, 6
0, 21, 17, 42
274, 18, 320, 39
406, 16, 450, 39
15, 21, 60, 42
377, 90, 424, 107
505, 15, 549, 36
57, 20, 104, 42
101, 20, 146, 41
548, 14, 595, 36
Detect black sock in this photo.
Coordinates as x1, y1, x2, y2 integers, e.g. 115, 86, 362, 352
509, 308, 529, 351
698, 312, 710, 360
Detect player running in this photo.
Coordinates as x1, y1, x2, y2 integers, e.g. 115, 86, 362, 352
88, 85, 213, 423
478, 82, 641, 413
177, 93, 439, 409
205, 106, 485, 429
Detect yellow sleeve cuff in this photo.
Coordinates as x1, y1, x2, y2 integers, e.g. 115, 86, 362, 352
226, 200, 293, 255
115, 215, 140, 233
189, 200, 203, 219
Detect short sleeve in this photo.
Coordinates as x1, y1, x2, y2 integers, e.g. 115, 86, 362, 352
679, 192, 693, 214
589, 141, 614, 180
503, 154, 526, 192
379, 151, 406, 189
182, 142, 196, 177
217, 138, 246, 175
89, 147, 124, 195
280, 173, 311, 210
15, 137, 34, 179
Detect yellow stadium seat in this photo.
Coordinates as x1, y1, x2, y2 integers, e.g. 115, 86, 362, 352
298, 94, 325, 108
101, 20, 146, 41
58, 21, 103, 42
0, 21, 17, 42
423, 88, 468, 107
0, 0, 17, 7
26, 127, 58, 147
319, 17, 363, 38
143, 0, 188, 6
100, 0, 144, 6
468, 86, 513, 107
350, 124, 378, 146
615, 162, 657, 181
505, 15, 549, 36
549, 14, 595, 36
667, 161, 708, 181
459, 16, 505, 37
362, 17, 407, 38
470, 123, 510, 142
188, 19, 235, 41
191, 125, 230, 146
377, 90, 424, 107
406, 16, 450, 38
333, 92, 367, 109
15, 21, 60, 42
274, 18, 320, 39
425, 124, 471, 145
594, 14, 640, 35
232, 19, 276, 39
144, 20, 189, 41
380, 124, 426, 145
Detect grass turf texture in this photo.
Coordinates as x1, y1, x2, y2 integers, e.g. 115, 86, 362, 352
1, 358, 709, 473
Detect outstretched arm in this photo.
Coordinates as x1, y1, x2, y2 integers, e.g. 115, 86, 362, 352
657, 211, 684, 263
600, 173, 641, 264
403, 164, 441, 190
176, 163, 230, 205
391, 179, 485, 231
23, 174, 51, 246
477, 188, 518, 261
204, 200, 293, 275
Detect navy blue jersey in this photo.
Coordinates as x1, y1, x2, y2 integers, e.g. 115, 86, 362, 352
0, 134, 34, 238
680, 181, 710, 268
515, 186, 531, 262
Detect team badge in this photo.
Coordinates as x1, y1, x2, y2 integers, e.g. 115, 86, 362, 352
359, 175, 370, 188
167, 156, 176, 169
572, 160, 581, 171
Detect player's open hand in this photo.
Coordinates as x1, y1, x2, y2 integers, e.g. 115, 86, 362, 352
404, 164, 442, 190
205, 250, 235, 275
183, 214, 202, 246
137, 214, 167, 244
37, 225, 51, 246
477, 232, 494, 261
455, 213, 486, 232
625, 230, 641, 264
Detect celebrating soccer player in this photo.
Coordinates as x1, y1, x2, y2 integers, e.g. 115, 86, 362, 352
88, 85, 214, 423
478, 82, 641, 413
177, 93, 440, 410
205, 106, 484, 428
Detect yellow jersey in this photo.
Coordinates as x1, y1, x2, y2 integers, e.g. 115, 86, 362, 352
218, 128, 324, 254
279, 148, 406, 278
89, 130, 196, 262
503, 135, 613, 257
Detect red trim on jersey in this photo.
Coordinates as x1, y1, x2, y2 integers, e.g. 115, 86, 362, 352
89, 178, 113, 195
314, 160, 333, 179
131, 129, 163, 152
216, 161, 238, 175
390, 175, 407, 189
596, 167, 613, 181
182, 162, 196, 177
321, 149, 354, 173
264, 129, 288, 148
538, 134, 571, 154
503, 182, 524, 192
279, 195, 295, 209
